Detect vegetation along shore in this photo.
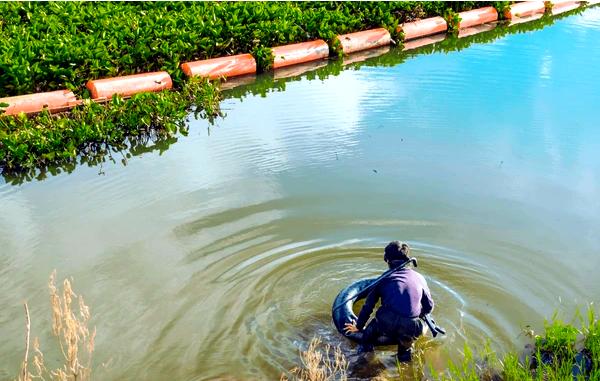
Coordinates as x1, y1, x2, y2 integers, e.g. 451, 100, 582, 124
0, 1, 590, 179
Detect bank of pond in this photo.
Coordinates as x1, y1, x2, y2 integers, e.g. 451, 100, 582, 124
0, 2, 592, 183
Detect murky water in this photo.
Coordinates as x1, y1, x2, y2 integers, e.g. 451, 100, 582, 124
2, 8, 600, 381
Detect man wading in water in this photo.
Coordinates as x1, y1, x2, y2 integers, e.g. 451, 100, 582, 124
344, 241, 434, 362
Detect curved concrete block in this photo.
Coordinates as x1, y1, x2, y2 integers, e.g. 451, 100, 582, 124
336, 28, 391, 54
86, 71, 172, 100
458, 7, 498, 29
1, 90, 80, 116
399, 17, 447, 41
181, 54, 256, 79
272, 40, 329, 69
505, 1, 546, 19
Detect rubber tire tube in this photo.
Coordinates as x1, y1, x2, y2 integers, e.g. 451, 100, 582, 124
332, 278, 398, 346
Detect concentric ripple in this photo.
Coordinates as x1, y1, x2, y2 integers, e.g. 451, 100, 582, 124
165, 236, 557, 380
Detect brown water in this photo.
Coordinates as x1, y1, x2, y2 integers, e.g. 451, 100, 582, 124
2, 9, 600, 381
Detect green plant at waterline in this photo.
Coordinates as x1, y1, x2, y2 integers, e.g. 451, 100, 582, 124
444, 8, 462, 33
492, 1, 512, 20
0, 78, 222, 173
252, 46, 275, 72
435, 308, 600, 381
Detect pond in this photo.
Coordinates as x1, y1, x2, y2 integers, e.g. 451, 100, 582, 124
1, 8, 600, 381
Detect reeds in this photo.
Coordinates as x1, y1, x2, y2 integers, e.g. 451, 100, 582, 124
282, 337, 348, 381
17, 270, 95, 381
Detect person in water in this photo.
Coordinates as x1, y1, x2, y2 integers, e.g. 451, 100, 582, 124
344, 241, 434, 362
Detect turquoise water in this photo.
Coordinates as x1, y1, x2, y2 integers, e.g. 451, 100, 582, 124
1, 8, 600, 380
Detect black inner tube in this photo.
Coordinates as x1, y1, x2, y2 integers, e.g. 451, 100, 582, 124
331, 278, 398, 346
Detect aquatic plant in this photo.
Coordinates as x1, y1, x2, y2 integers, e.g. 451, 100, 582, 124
492, 1, 512, 20
281, 337, 348, 381
435, 308, 600, 381
17, 271, 95, 381
0, 77, 221, 174
444, 9, 463, 33
252, 46, 275, 73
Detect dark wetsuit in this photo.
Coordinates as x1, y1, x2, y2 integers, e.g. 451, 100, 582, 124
356, 267, 434, 357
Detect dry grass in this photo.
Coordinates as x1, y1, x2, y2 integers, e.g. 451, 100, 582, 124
17, 270, 96, 381
282, 338, 348, 381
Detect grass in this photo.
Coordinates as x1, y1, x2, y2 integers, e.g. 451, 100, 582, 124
435, 308, 600, 381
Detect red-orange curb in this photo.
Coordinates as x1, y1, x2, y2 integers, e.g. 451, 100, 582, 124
458, 7, 498, 29
272, 40, 329, 69
399, 17, 447, 41
336, 28, 391, 55
181, 54, 256, 79
504, 1, 546, 19
0, 90, 80, 116
86, 71, 172, 100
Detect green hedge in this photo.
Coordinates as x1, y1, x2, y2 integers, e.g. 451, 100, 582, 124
0, 1, 492, 97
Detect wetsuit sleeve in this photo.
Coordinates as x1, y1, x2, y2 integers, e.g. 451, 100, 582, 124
356, 286, 380, 331
420, 278, 434, 316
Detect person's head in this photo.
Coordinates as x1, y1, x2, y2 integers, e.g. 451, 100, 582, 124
384, 241, 410, 268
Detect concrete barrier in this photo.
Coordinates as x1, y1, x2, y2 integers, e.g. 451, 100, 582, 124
0, 90, 80, 116
399, 17, 447, 41
272, 40, 329, 69
86, 71, 172, 100
336, 28, 391, 54
181, 54, 256, 79
458, 7, 499, 29
504, 1, 546, 19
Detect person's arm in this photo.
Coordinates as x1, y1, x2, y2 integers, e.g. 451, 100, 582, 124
355, 286, 380, 330
420, 277, 434, 316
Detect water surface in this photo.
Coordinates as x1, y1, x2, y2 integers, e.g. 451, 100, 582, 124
2, 8, 600, 380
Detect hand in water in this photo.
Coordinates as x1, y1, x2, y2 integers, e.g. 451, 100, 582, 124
344, 321, 359, 334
